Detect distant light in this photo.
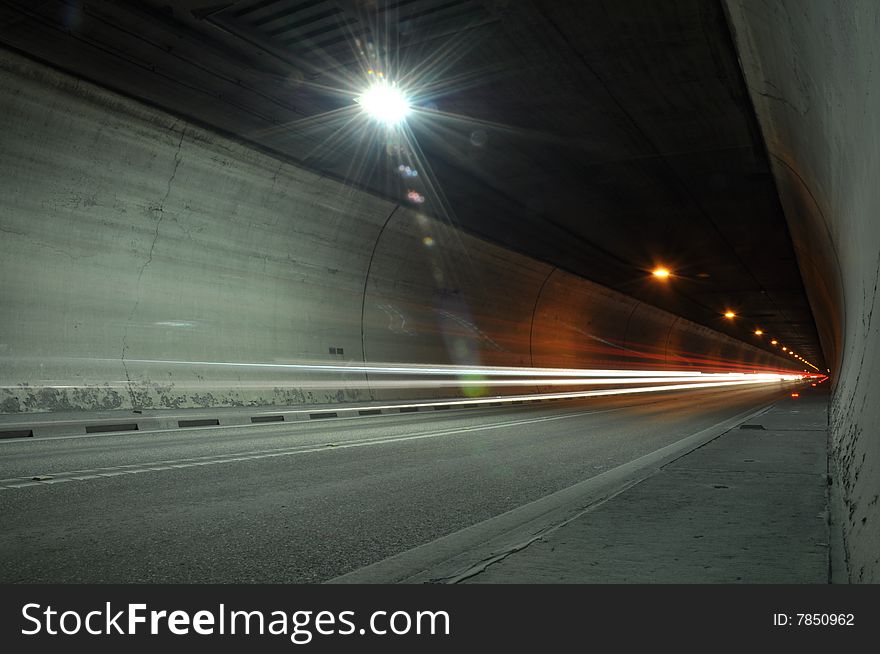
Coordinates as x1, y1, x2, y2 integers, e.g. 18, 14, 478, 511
791, 393, 800, 398
782, 347, 787, 351
652, 267, 671, 279
724, 310, 735, 319
754, 329, 763, 336
770, 339, 778, 345
357, 81, 410, 126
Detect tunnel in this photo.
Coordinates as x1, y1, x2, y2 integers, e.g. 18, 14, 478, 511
0, 0, 876, 588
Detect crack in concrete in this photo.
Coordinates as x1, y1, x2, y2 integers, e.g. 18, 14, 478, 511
138, 130, 185, 281
0, 225, 27, 237
0, 227, 87, 263
121, 128, 186, 408
433, 479, 644, 584
756, 88, 807, 115
270, 161, 283, 190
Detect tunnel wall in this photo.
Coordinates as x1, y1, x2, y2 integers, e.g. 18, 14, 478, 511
0, 48, 382, 411
0, 47, 796, 415
724, 0, 879, 581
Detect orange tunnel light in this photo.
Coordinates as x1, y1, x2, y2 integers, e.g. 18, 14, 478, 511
652, 267, 671, 279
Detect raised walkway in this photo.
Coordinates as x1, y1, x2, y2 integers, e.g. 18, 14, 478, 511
334, 387, 835, 583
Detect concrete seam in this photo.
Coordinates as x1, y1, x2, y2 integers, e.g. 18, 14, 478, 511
766, 153, 846, 370
359, 204, 400, 401
663, 316, 681, 367
621, 301, 641, 358
528, 267, 557, 367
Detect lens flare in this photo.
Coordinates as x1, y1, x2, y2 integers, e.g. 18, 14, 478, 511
357, 81, 410, 126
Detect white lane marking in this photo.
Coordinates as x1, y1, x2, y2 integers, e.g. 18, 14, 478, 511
0, 407, 623, 490
0, 399, 553, 445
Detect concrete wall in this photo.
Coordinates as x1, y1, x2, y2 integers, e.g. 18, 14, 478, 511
0, 48, 383, 411
725, 0, 880, 581
0, 47, 795, 415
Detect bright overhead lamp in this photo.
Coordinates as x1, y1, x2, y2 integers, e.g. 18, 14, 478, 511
754, 329, 763, 336
652, 267, 671, 279
724, 310, 735, 319
357, 81, 410, 126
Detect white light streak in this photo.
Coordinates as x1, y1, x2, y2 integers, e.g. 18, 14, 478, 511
119, 358, 802, 379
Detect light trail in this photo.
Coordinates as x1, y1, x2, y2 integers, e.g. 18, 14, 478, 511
1, 358, 821, 418
1, 363, 819, 409
114, 358, 804, 379
1, 375, 806, 391
0, 378, 809, 434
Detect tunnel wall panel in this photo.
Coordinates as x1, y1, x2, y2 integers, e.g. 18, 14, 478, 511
0, 47, 796, 416
0, 49, 384, 411
361, 209, 550, 400
623, 304, 678, 370
725, 0, 880, 581
363, 214, 795, 401
530, 269, 788, 373
531, 270, 640, 369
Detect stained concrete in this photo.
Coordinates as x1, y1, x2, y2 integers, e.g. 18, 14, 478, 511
461, 393, 829, 583
724, 0, 880, 582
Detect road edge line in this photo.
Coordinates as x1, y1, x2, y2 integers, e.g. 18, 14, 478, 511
328, 401, 775, 584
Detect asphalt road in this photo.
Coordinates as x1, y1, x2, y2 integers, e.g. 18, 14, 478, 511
0, 385, 796, 582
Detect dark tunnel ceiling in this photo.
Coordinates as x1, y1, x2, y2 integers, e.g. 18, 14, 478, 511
0, 0, 826, 369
